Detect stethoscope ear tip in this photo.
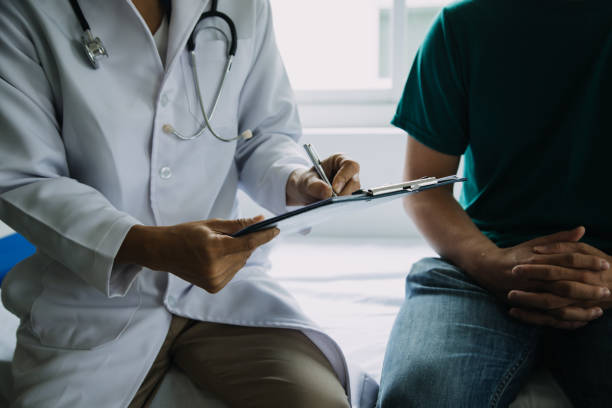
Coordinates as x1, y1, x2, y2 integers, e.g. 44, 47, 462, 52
240, 129, 253, 140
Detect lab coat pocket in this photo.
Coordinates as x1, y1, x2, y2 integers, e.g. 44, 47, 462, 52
29, 262, 141, 350
180, 40, 237, 126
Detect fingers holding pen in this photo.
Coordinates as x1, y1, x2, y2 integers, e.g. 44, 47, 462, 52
338, 174, 361, 196
305, 173, 334, 200
324, 155, 360, 195
291, 148, 362, 205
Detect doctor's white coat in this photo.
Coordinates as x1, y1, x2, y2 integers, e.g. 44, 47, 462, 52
0, 1, 378, 406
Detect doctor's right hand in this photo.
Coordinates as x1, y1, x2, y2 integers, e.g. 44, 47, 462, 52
117, 216, 279, 293
286, 154, 361, 206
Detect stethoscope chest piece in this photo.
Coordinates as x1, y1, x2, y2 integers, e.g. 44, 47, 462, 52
81, 29, 108, 69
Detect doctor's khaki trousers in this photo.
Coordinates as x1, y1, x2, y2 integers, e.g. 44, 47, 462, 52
129, 315, 350, 408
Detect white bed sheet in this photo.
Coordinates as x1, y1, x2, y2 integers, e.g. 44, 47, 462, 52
267, 237, 427, 382
0, 238, 571, 407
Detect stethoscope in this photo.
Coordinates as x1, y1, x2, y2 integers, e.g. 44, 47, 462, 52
68, 0, 252, 143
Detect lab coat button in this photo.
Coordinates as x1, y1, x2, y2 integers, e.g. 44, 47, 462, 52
160, 166, 172, 179
160, 93, 169, 107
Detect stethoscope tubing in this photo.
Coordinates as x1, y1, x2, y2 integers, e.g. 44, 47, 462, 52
167, 52, 234, 141
69, 0, 90, 32
69, 0, 245, 143
163, 2, 242, 142
188, 9, 237, 55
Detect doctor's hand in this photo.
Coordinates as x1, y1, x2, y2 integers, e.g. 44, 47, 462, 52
286, 154, 361, 206
117, 216, 279, 293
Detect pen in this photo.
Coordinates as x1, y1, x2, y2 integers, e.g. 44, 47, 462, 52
303, 144, 337, 197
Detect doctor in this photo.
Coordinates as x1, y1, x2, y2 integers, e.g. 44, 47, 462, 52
0, 0, 375, 407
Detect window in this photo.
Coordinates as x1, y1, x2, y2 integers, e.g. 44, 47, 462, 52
272, 0, 393, 92
270, 0, 452, 127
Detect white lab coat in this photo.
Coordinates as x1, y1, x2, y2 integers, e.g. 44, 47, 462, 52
0, 1, 378, 407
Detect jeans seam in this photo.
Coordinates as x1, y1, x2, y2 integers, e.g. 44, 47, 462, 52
489, 336, 537, 408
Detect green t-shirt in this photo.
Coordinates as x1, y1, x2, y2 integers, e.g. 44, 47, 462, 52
393, 0, 612, 251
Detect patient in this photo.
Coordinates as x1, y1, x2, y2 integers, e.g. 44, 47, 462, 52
377, 1, 612, 407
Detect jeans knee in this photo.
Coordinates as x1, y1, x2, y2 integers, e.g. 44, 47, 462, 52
404, 257, 485, 299
379, 355, 491, 408
378, 354, 443, 407
378, 374, 413, 407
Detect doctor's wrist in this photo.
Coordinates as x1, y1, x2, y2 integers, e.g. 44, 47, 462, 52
285, 168, 308, 206
285, 167, 337, 206
116, 224, 166, 270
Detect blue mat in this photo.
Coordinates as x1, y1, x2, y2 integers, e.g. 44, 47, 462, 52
0, 234, 35, 287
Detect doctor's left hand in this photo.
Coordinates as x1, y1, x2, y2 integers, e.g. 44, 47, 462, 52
117, 216, 279, 293
286, 154, 361, 206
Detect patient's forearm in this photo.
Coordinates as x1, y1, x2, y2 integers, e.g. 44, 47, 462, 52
404, 189, 498, 275
402, 136, 499, 278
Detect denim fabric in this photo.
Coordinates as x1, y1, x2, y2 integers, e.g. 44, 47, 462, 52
377, 258, 612, 408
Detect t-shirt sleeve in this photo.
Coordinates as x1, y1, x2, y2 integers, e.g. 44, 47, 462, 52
392, 9, 468, 156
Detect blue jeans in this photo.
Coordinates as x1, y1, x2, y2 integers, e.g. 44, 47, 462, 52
377, 258, 612, 408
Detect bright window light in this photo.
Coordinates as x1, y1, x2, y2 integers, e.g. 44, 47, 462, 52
270, 0, 453, 124
270, 0, 393, 91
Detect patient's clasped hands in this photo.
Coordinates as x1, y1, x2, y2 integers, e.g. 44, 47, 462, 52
468, 226, 611, 329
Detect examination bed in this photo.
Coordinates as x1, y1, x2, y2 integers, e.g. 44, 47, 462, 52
0, 236, 572, 407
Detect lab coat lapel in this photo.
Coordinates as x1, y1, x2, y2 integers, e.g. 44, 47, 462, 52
166, 0, 210, 71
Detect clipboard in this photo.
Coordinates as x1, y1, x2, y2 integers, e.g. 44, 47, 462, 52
232, 175, 466, 237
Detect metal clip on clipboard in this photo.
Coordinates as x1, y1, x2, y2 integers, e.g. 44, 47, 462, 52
366, 177, 439, 196
233, 175, 465, 237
